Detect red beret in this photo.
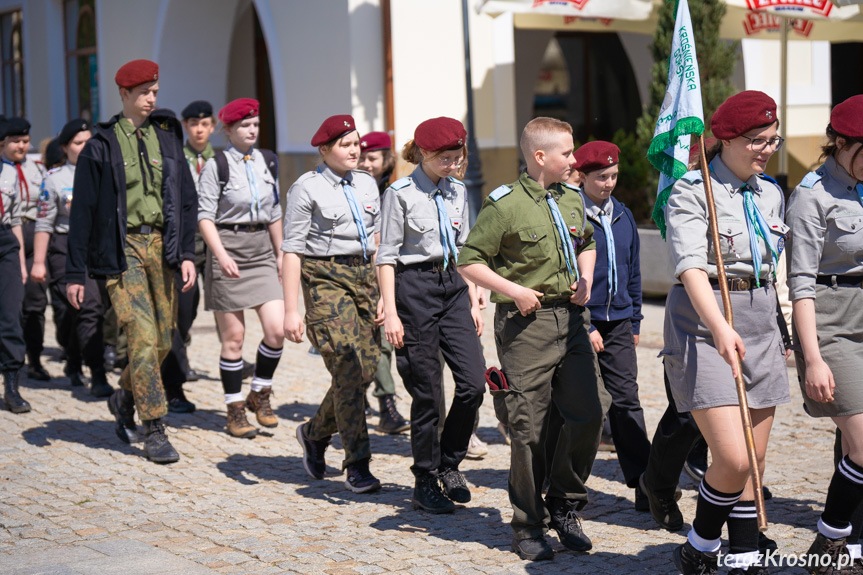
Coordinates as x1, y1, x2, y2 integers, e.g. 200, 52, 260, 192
414, 117, 466, 152
218, 98, 259, 126
360, 131, 392, 153
311, 115, 356, 147
830, 95, 863, 140
711, 90, 777, 140
574, 140, 620, 173
115, 59, 159, 89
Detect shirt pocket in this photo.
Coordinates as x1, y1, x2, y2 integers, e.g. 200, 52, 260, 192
517, 225, 549, 259
0, 186, 15, 216
715, 219, 745, 261
124, 158, 141, 189
831, 214, 863, 254
406, 216, 437, 253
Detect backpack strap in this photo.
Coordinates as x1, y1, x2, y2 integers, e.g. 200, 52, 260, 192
214, 150, 229, 198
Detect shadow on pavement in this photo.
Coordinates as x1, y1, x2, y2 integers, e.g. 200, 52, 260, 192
19, 372, 111, 404
21, 418, 136, 455
273, 401, 319, 422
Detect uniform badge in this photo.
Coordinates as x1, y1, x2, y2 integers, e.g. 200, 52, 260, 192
453, 219, 461, 228
607, 156, 613, 163
569, 225, 579, 233
344, 121, 351, 127
151, 158, 160, 166
64, 193, 73, 211
766, 110, 773, 119
777, 236, 785, 256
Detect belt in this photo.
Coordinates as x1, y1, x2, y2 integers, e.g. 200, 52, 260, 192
306, 254, 369, 266
127, 224, 161, 235
216, 223, 266, 233
816, 274, 863, 288
396, 260, 450, 273
708, 277, 764, 291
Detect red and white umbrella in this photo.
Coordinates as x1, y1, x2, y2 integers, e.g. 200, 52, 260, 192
477, 0, 653, 21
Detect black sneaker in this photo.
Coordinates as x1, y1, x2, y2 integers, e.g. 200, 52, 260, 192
685, 438, 709, 482
108, 388, 138, 444
27, 364, 50, 382
344, 459, 381, 493
639, 473, 684, 531
547, 497, 592, 553
511, 536, 553, 561
89, 369, 113, 398
67, 370, 84, 387
439, 467, 470, 503
759, 532, 778, 552
141, 418, 180, 464
729, 565, 770, 575
378, 394, 410, 434
412, 473, 454, 514
635, 484, 650, 512
296, 422, 328, 479
167, 396, 196, 413
805, 533, 854, 575
673, 541, 718, 575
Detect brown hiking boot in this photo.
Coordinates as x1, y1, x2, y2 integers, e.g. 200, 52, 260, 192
226, 401, 258, 438
246, 388, 278, 428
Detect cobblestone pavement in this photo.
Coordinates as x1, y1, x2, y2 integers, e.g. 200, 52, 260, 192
0, 296, 837, 574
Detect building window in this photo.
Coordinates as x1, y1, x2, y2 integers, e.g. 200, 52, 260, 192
65, 0, 98, 122
0, 10, 25, 118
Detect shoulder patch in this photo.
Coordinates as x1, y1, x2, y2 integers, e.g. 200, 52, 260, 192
561, 182, 581, 192
799, 171, 822, 189
757, 173, 778, 185
389, 177, 411, 191
489, 185, 513, 202
679, 170, 703, 184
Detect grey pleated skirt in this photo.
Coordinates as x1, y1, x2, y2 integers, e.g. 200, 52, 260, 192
204, 228, 282, 312
796, 283, 863, 418
662, 283, 790, 412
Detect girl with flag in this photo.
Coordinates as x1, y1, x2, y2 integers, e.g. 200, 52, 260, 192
661, 90, 790, 575
787, 94, 863, 574
376, 117, 485, 514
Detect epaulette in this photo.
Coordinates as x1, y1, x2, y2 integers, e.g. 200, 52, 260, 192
561, 182, 581, 191
799, 171, 822, 189
389, 177, 411, 190
294, 171, 318, 185
47, 166, 63, 176
489, 184, 513, 201
679, 170, 703, 184
446, 175, 465, 187
757, 173, 778, 185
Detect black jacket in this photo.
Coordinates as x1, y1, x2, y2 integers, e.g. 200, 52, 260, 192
66, 113, 197, 284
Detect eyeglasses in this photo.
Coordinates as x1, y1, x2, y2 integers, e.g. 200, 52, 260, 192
739, 135, 785, 152
434, 155, 465, 168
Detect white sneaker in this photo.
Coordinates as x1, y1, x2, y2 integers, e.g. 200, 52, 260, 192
497, 422, 511, 446
465, 433, 489, 459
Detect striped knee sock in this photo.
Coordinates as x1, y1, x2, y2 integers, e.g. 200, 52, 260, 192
821, 456, 863, 536
220, 356, 244, 402
251, 342, 282, 393
689, 479, 743, 554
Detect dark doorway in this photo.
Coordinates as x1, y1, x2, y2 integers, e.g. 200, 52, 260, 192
252, 7, 276, 151
832, 43, 863, 107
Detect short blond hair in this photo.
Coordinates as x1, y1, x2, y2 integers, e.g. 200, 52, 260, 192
520, 117, 573, 159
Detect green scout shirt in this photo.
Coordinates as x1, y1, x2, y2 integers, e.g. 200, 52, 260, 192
114, 117, 164, 228
183, 141, 215, 173
457, 171, 595, 304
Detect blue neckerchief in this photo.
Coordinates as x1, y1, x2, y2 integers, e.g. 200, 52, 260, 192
546, 192, 578, 281
242, 150, 259, 221
599, 209, 617, 297
341, 178, 369, 260
741, 183, 778, 287
856, 183, 863, 207
433, 190, 458, 269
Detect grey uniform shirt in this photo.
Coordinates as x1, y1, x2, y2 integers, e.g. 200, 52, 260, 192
786, 156, 863, 300
197, 146, 282, 225
36, 163, 75, 234
0, 162, 21, 226
377, 164, 470, 266
5, 157, 45, 221
666, 155, 788, 280
281, 163, 380, 257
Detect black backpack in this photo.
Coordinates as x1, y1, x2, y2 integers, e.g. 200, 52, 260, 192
213, 148, 279, 203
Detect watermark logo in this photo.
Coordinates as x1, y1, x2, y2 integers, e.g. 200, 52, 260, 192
718, 549, 854, 570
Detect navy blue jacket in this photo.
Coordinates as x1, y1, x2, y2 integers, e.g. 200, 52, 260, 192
66, 113, 197, 284
582, 193, 643, 335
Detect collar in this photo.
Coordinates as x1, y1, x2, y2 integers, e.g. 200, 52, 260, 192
225, 144, 254, 162
412, 163, 444, 196
1, 155, 14, 167
185, 141, 213, 157
822, 155, 858, 189
710, 155, 762, 196
518, 171, 555, 201
582, 193, 613, 220
316, 162, 353, 187
117, 116, 151, 138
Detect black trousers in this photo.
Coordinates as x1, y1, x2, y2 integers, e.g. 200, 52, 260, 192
0, 226, 24, 372
394, 264, 485, 477
46, 234, 105, 372
593, 318, 651, 488
21, 220, 48, 365
161, 267, 198, 394
642, 362, 703, 499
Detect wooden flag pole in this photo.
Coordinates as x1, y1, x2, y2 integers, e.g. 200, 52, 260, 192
697, 134, 768, 532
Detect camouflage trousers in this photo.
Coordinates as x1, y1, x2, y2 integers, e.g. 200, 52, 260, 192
106, 233, 176, 421
301, 258, 380, 469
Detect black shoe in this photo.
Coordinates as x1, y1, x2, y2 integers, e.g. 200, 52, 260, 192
439, 467, 470, 503
412, 473, 455, 514
635, 484, 650, 512
185, 369, 200, 382
27, 364, 50, 382
511, 537, 553, 561
241, 360, 255, 380
805, 533, 854, 575
3, 370, 31, 413
597, 433, 616, 452
141, 418, 179, 464
89, 369, 113, 398
103, 345, 117, 372
763, 485, 773, 501
547, 497, 592, 552
673, 541, 718, 575
68, 371, 84, 387
167, 396, 196, 413
344, 459, 381, 493
759, 532, 778, 552
296, 422, 328, 479
685, 439, 709, 482
378, 394, 410, 434
108, 388, 138, 444
729, 565, 770, 575
639, 473, 684, 531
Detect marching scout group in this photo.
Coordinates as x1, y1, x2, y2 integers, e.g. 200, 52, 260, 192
0, 58, 862, 574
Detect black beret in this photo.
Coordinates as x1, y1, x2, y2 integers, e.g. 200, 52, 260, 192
182, 100, 213, 120
58, 118, 90, 146
4, 117, 30, 138
45, 138, 65, 169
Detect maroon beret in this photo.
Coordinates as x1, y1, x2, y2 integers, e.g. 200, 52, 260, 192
711, 90, 777, 140
115, 59, 159, 89
414, 117, 466, 152
219, 98, 259, 126
360, 131, 392, 152
830, 95, 863, 140
311, 115, 356, 147
574, 140, 620, 173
